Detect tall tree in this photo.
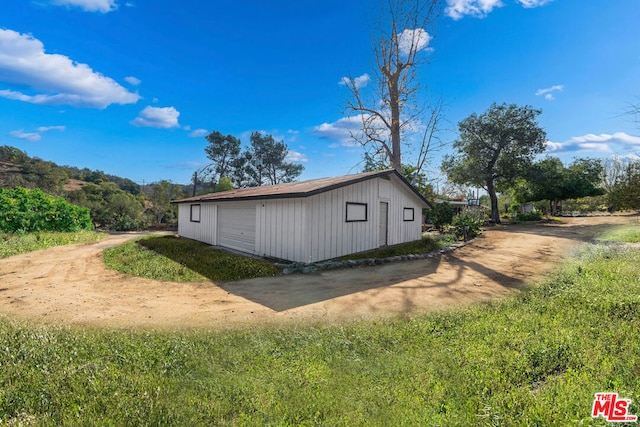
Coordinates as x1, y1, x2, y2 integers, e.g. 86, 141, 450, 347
148, 180, 185, 224
607, 159, 640, 211
246, 132, 303, 186
343, 0, 443, 172
203, 131, 242, 184
513, 157, 604, 215
441, 103, 547, 223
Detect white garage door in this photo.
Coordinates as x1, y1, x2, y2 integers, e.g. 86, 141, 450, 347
217, 204, 256, 254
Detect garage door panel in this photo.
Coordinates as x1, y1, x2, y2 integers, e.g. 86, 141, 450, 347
218, 204, 256, 254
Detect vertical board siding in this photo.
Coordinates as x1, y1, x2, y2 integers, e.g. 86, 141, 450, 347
217, 202, 257, 254
178, 174, 425, 263
256, 199, 308, 262
177, 203, 217, 245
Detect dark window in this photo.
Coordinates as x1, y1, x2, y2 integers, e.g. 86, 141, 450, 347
346, 202, 368, 222
403, 207, 415, 222
190, 204, 201, 222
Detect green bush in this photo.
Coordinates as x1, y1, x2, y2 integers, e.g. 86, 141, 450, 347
428, 201, 455, 231
0, 187, 92, 233
452, 213, 482, 241
516, 211, 543, 221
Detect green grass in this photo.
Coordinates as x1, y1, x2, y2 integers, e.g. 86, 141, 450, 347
0, 230, 106, 259
103, 235, 280, 282
339, 235, 446, 260
1, 227, 639, 425
598, 224, 640, 243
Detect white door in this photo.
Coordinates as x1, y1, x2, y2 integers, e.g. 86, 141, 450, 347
217, 204, 256, 254
379, 202, 388, 247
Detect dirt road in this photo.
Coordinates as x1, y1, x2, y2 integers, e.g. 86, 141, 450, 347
0, 215, 636, 330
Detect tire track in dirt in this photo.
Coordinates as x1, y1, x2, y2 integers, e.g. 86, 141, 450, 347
0, 215, 636, 329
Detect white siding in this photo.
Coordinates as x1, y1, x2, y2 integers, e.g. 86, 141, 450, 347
385, 175, 424, 245
177, 203, 217, 245
177, 174, 426, 263
256, 199, 307, 262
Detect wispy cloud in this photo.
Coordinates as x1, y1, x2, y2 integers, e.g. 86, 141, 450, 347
285, 150, 308, 163
50, 0, 118, 13
517, 0, 553, 8
446, 0, 552, 20
339, 73, 370, 90
9, 130, 41, 142
189, 128, 208, 138
546, 132, 640, 154
313, 116, 369, 147
131, 106, 180, 128
9, 125, 65, 142
37, 125, 66, 132
446, 0, 503, 20
124, 76, 141, 86
536, 84, 564, 100
0, 29, 139, 108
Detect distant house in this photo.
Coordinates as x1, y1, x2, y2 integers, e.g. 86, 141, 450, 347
172, 169, 432, 263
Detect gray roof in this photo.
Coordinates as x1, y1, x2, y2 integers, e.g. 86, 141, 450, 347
173, 169, 432, 208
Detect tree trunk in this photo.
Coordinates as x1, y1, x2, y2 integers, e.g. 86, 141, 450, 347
487, 178, 501, 224
389, 77, 402, 172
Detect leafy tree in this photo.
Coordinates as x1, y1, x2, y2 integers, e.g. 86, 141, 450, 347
607, 160, 640, 211
245, 132, 303, 186
204, 131, 242, 183
441, 103, 547, 223
428, 201, 454, 231
343, 0, 443, 172
513, 157, 604, 215
148, 180, 185, 224
67, 182, 145, 231
214, 177, 235, 192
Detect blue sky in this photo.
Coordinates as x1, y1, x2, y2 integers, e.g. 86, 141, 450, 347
1, 0, 639, 186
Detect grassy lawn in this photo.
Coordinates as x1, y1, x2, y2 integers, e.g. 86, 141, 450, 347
339, 234, 455, 261
1, 227, 639, 425
0, 230, 106, 259
103, 235, 280, 282
598, 224, 640, 243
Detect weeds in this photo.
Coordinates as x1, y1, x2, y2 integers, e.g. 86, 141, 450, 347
0, 226, 638, 425
0, 230, 106, 259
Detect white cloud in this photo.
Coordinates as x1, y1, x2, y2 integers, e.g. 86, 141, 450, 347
535, 84, 564, 100
517, 0, 553, 8
446, 0, 503, 20
313, 116, 368, 147
37, 125, 66, 132
9, 130, 41, 142
130, 106, 180, 128
339, 73, 370, 90
285, 150, 308, 163
189, 128, 209, 137
398, 28, 432, 56
546, 132, 640, 154
124, 76, 141, 86
0, 29, 139, 108
50, 0, 118, 13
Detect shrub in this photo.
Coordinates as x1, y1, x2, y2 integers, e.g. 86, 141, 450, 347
0, 187, 93, 233
428, 201, 455, 231
516, 211, 543, 221
452, 213, 482, 241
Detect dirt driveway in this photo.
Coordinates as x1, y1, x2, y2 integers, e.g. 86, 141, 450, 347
0, 215, 636, 330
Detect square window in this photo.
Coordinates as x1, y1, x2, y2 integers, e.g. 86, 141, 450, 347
403, 207, 415, 221
346, 202, 367, 222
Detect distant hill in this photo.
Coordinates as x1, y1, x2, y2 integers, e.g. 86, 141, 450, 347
0, 145, 140, 196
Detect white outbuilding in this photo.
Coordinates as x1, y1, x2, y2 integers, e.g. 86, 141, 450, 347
173, 169, 431, 263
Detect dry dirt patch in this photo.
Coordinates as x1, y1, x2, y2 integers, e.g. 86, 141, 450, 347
0, 215, 636, 330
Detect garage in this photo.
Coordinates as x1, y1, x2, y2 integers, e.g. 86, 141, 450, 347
217, 203, 256, 254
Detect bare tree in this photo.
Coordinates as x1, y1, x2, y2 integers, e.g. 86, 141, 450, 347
343, 0, 443, 172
